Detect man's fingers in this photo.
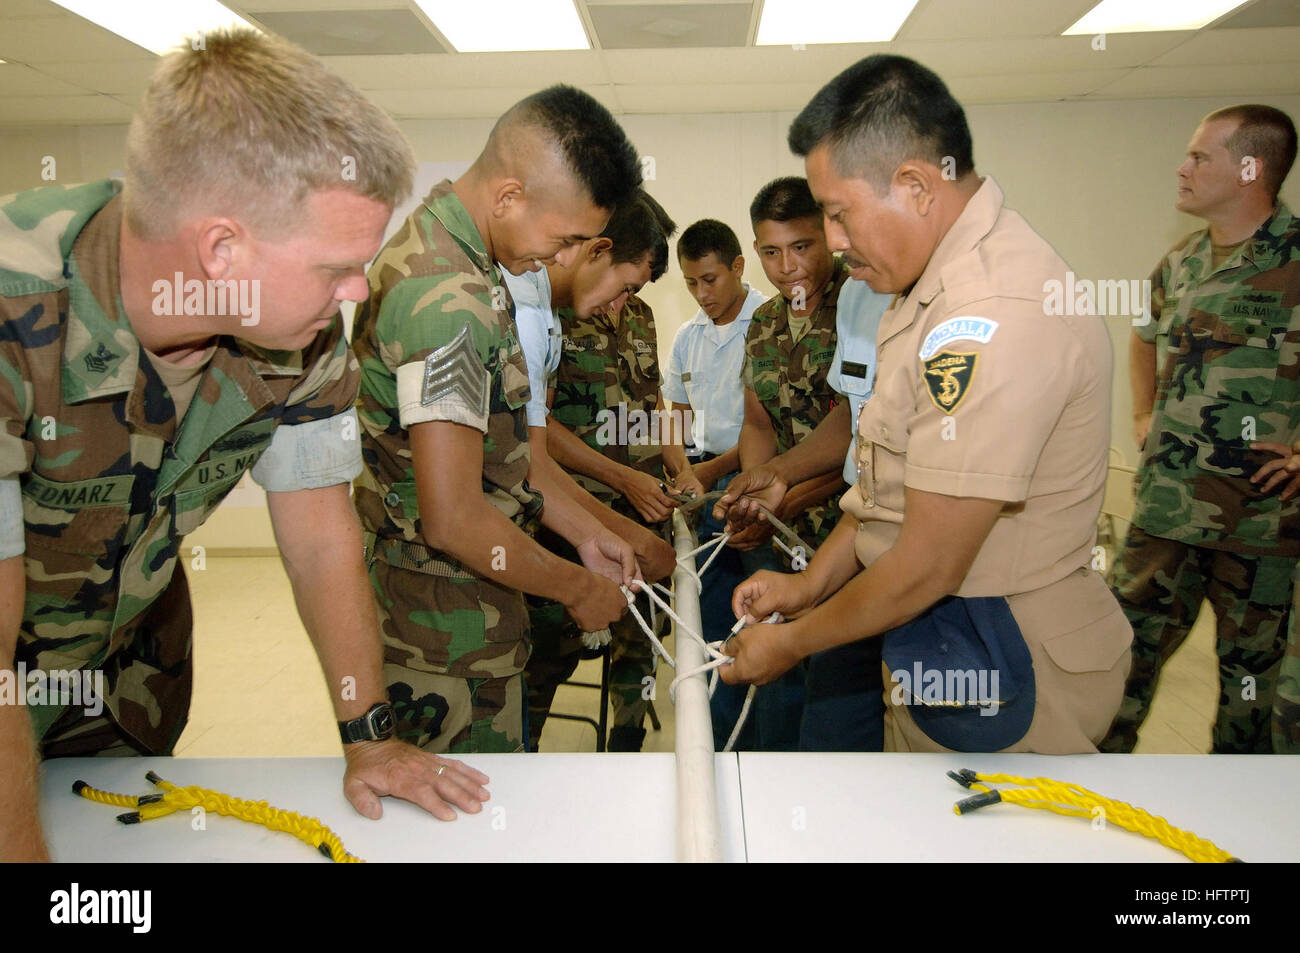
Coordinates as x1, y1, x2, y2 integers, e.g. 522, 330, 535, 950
343, 775, 384, 820
1282, 474, 1300, 501
1250, 441, 1292, 457
439, 755, 490, 787
1259, 469, 1291, 494
1252, 459, 1285, 482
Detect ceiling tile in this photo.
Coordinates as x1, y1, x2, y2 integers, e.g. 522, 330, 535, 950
588, 2, 753, 49
899, 0, 1097, 39
0, 62, 104, 97
894, 32, 1194, 78
0, 12, 155, 63
1214, 0, 1300, 29
1085, 62, 1300, 98
616, 80, 821, 113
946, 67, 1134, 103
32, 59, 157, 96
1149, 26, 1300, 65
248, 8, 444, 54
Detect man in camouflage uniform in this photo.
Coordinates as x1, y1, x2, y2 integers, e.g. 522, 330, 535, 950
0, 30, 491, 862
506, 191, 679, 751
1101, 105, 1300, 754
352, 86, 644, 755
713, 177, 850, 751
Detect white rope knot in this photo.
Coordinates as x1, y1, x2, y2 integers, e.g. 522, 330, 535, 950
619, 529, 783, 752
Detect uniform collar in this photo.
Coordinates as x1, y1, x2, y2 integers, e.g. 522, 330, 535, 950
911, 176, 1003, 307
1243, 202, 1294, 268
63, 194, 295, 431
424, 179, 493, 275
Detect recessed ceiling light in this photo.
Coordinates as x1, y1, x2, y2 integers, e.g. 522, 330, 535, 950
48, 0, 256, 55
756, 0, 917, 46
1064, 0, 1253, 35
414, 0, 590, 52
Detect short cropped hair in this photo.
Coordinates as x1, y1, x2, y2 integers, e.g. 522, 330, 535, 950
749, 177, 820, 229
677, 219, 742, 265
1206, 104, 1297, 200
503, 85, 642, 212
788, 54, 974, 193
603, 189, 677, 282
124, 27, 415, 240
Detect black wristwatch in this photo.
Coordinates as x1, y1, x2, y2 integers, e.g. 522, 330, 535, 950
338, 702, 396, 744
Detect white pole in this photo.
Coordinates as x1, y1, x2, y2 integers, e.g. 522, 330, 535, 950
670, 509, 723, 862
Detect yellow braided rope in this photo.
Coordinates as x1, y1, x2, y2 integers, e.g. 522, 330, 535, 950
947, 768, 1238, 863
74, 771, 363, 863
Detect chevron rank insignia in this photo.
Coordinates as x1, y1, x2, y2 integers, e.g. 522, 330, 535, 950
421, 324, 490, 418
922, 351, 976, 414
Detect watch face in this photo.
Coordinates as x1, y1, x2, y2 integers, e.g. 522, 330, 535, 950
373, 707, 395, 736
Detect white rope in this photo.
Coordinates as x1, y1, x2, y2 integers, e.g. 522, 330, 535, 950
622, 530, 779, 753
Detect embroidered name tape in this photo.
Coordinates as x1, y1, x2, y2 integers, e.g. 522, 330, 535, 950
918, 317, 998, 361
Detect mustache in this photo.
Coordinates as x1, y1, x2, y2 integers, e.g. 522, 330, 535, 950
842, 255, 865, 269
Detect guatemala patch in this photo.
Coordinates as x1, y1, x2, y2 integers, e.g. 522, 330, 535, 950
923, 351, 976, 414
918, 317, 998, 360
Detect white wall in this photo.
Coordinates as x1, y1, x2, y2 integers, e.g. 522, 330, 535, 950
4, 92, 1297, 548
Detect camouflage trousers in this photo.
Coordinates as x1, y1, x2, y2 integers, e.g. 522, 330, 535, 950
524, 590, 663, 751
369, 556, 529, 754
1099, 525, 1294, 754
1275, 571, 1300, 753
523, 528, 662, 751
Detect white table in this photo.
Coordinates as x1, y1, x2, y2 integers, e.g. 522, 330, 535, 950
735, 752, 1300, 863
41, 752, 1299, 863
40, 753, 747, 863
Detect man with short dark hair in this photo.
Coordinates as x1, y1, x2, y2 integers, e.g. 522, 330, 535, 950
506, 191, 680, 751
1102, 103, 1300, 754
709, 178, 850, 751
352, 85, 645, 754
722, 55, 1131, 755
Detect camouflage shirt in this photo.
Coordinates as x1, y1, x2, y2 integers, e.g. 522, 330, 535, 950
353, 179, 541, 571
0, 180, 361, 752
1133, 203, 1300, 555
742, 258, 850, 545
551, 294, 663, 510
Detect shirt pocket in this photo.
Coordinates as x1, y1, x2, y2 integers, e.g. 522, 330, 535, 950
854, 394, 908, 509
171, 425, 275, 536
21, 473, 133, 603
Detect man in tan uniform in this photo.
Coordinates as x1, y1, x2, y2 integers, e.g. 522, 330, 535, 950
720, 54, 1132, 754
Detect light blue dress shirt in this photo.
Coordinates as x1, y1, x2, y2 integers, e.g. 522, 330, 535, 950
826, 277, 892, 483
502, 266, 559, 428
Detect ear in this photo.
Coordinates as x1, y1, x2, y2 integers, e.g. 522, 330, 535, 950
586, 236, 613, 262
732, 254, 745, 277
895, 161, 938, 216
1238, 154, 1262, 188
489, 177, 525, 220
194, 217, 241, 280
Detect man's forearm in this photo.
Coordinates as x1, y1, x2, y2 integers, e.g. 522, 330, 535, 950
547, 418, 633, 492
782, 471, 847, 525
1130, 332, 1157, 416
696, 446, 741, 487
268, 485, 386, 722
0, 554, 48, 860
767, 401, 851, 487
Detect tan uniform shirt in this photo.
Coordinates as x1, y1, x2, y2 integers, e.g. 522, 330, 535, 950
840, 177, 1132, 754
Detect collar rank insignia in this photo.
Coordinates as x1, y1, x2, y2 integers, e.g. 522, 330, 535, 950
923, 350, 976, 414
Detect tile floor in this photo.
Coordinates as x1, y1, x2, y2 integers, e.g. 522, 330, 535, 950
176, 552, 1216, 757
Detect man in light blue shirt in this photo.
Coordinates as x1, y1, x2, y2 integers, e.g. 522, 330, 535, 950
716, 258, 892, 751
826, 275, 891, 484
661, 220, 767, 495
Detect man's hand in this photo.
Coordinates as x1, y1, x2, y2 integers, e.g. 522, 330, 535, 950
669, 465, 707, 501
713, 464, 788, 533
719, 620, 801, 686
1134, 412, 1153, 451
632, 528, 677, 583
726, 516, 776, 552
732, 568, 818, 623
563, 571, 629, 632
618, 469, 677, 523
1251, 441, 1300, 500
576, 529, 640, 587
342, 738, 491, 822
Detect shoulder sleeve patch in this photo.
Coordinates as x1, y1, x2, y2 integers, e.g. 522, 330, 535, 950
918, 317, 998, 360
922, 351, 977, 414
